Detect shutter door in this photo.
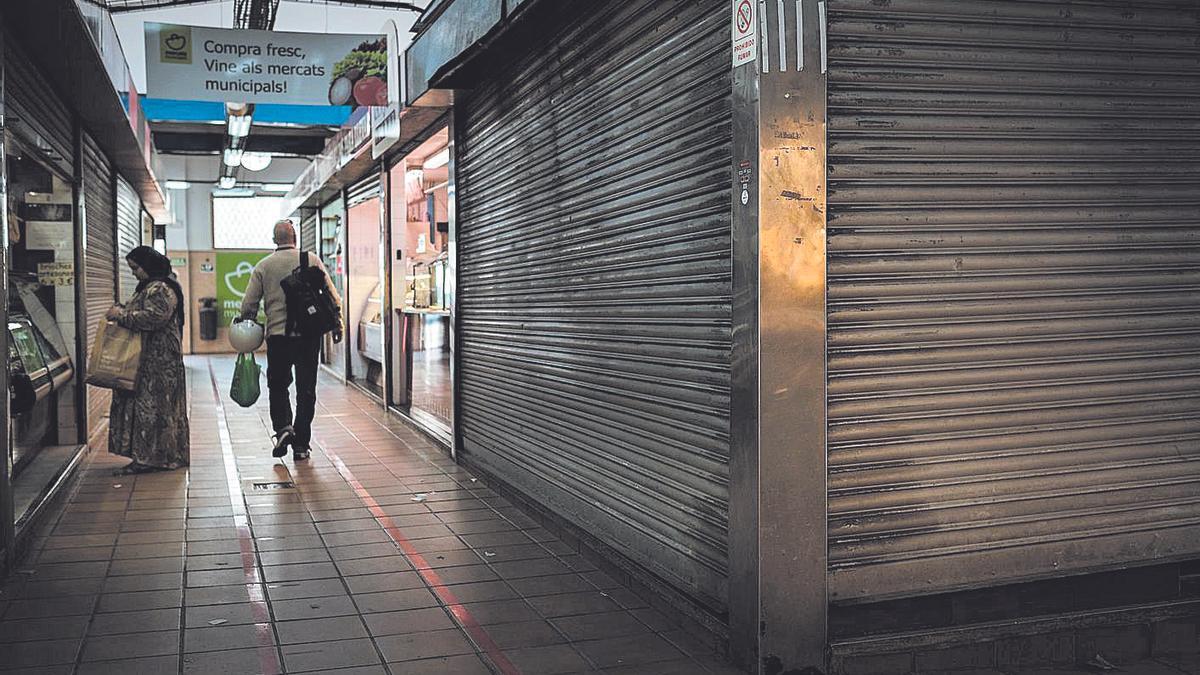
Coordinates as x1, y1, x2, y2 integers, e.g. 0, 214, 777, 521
116, 176, 141, 301
346, 174, 381, 208
82, 132, 117, 437
825, 0, 1200, 603
456, 0, 733, 611
301, 216, 318, 253
4, 39, 73, 167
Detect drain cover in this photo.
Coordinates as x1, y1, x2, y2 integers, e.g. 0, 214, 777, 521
252, 481, 295, 490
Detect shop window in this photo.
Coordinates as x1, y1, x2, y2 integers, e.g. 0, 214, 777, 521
212, 196, 284, 249
5, 135, 80, 518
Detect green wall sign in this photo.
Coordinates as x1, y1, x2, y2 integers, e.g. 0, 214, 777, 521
215, 251, 270, 324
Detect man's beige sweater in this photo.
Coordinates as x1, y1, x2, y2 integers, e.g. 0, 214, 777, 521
240, 247, 343, 337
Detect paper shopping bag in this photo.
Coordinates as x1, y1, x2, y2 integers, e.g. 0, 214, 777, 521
85, 320, 142, 391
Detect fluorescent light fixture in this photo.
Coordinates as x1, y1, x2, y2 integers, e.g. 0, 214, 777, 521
422, 147, 450, 170
218, 176, 237, 189
164, 180, 190, 190
227, 115, 252, 138
213, 188, 255, 198
261, 183, 293, 193
240, 152, 272, 172
223, 147, 243, 167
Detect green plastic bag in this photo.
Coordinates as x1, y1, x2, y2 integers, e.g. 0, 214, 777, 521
229, 353, 261, 408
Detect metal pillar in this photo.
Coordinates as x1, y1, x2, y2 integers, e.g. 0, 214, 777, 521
0, 29, 13, 569
728, 0, 828, 672
380, 160, 393, 408
445, 110, 460, 460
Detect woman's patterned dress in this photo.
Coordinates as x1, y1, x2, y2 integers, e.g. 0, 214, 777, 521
107, 280, 190, 469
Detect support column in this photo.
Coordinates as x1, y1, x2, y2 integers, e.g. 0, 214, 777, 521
0, 30, 13, 568
728, 0, 828, 672
445, 109, 460, 460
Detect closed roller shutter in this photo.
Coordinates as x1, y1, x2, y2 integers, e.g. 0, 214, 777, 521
456, 0, 733, 611
825, 0, 1200, 603
346, 174, 380, 207
116, 176, 141, 301
82, 132, 117, 437
4, 39, 73, 167
301, 216, 318, 252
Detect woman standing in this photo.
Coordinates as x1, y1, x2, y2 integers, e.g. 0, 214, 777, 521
107, 246, 190, 474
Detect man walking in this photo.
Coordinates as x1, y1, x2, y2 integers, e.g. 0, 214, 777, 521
239, 219, 342, 460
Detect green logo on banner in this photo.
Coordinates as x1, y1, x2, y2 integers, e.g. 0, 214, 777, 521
215, 252, 269, 324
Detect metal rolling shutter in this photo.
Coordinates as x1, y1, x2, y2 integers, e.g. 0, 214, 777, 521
301, 216, 318, 253
346, 174, 380, 207
82, 132, 117, 437
4, 39, 73, 167
115, 176, 141, 301
825, 0, 1200, 603
456, 0, 733, 610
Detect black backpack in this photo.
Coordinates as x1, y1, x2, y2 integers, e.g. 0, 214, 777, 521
280, 252, 341, 337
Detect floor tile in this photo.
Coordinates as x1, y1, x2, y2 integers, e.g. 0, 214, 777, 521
343, 571, 425, 595
265, 578, 348, 601
271, 594, 359, 621
474, 619, 566, 650
551, 611, 653, 642
181, 646, 282, 675
280, 637, 382, 672
185, 622, 276, 653
352, 587, 442, 614
0, 615, 90, 643
575, 633, 686, 669
386, 653, 494, 672
88, 608, 181, 636
505, 644, 592, 675
362, 607, 456, 637
76, 655, 181, 675
0, 639, 82, 668
275, 615, 369, 645
376, 627, 476, 662
80, 629, 179, 662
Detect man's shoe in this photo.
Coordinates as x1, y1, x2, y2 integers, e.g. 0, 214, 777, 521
272, 427, 294, 458
292, 445, 311, 461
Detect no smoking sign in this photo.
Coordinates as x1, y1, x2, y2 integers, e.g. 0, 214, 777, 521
732, 0, 757, 68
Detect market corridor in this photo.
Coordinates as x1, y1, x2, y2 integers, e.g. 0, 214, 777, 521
0, 356, 741, 675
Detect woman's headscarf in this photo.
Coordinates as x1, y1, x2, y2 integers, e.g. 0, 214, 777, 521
126, 246, 185, 329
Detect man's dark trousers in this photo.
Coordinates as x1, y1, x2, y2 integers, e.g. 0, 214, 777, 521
265, 334, 322, 447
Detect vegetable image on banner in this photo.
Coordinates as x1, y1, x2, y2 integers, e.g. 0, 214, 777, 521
215, 252, 270, 323
145, 23, 389, 107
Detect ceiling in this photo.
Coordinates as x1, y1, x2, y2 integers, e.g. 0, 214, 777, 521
101, 0, 426, 12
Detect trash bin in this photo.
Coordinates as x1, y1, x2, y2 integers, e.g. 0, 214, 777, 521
199, 297, 218, 340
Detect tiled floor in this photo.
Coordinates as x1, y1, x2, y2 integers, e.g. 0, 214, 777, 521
0, 355, 743, 675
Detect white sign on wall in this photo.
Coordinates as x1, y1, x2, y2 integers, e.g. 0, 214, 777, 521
144, 22, 390, 107
732, 0, 758, 68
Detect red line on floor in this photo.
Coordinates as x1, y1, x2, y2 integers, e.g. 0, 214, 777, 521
320, 445, 523, 675
208, 359, 282, 675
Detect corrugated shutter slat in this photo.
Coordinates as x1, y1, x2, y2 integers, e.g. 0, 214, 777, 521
82, 132, 116, 437
825, 0, 1200, 603
116, 176, 141, 301
456, 0, 733, 611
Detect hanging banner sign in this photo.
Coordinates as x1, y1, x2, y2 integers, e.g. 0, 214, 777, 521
732, 0, 757, 68
215, 252, 270, 323
145, 23, 390, 107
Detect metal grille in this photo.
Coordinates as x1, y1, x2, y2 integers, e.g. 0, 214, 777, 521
82, 132, 117, 437
346, 174, 381, 208
825, 0, 1200, 603
4, 38, 73, 169
115, 177, 141, 301
301, 215, 318, 253
456, 0, 733, 612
